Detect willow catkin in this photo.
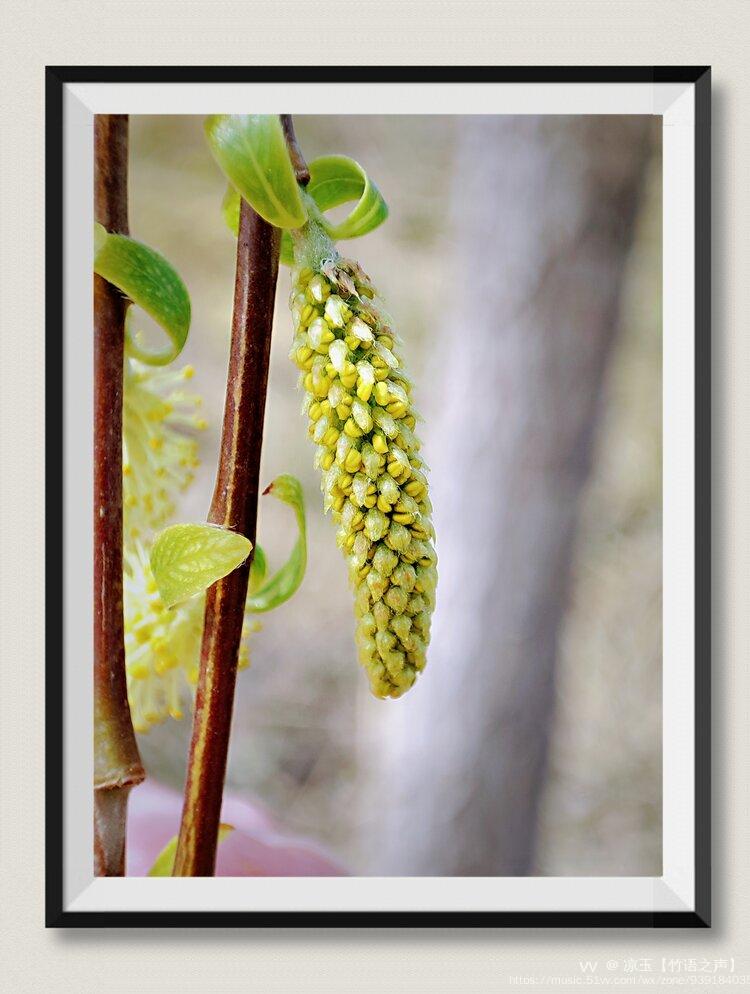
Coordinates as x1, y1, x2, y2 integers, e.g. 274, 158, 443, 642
122, 358, 205, 547
289, 239, 437, 698
121, 357, 255, 731
124, 542, 258, 731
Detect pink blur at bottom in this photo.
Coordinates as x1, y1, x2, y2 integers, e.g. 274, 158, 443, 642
126, 779, 348, 877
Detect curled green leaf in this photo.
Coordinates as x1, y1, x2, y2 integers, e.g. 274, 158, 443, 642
306, 155, 388, 240
220, 155, 388, 264
93, 223, 191, 366
147, 824, 234, 877
246, 475, 307, 613
150, 523, 252, 609
205, 115, 307, 229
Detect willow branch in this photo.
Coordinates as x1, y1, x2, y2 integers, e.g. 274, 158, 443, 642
280, 114, 310, 185
173, 199, 281, 876
93, 114, 145, 876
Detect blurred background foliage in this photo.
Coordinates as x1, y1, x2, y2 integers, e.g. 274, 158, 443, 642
129, 115, 661, 876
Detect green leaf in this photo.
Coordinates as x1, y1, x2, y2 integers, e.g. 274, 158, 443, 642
249, 544, 267, 594
220, 155, 388, 264
221, 183, 241, 236
246, 475, 307, 613
280, 232, 295, 267
147, 824, 234, 876
205, 115, 307, 229
94, 223, 191, 366
306, 155, 389, 240
150, 523, 252, 609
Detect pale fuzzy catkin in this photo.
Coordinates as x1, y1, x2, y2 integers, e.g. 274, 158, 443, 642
122, 358, 257, 730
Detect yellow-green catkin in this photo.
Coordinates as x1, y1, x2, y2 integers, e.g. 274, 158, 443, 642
121, 357, 259, 731
124, 542, 258, 732
122, 358, 206, 547
289, 238, 437, 698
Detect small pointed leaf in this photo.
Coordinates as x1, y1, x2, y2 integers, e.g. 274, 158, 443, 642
221, 183, 241, 236
249, 544, 268, 594
150, 523, 252, 609
246, 475, 307, 613
94, 223, 191, 366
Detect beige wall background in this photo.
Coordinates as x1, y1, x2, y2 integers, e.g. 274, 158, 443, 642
0, 2, 745, 991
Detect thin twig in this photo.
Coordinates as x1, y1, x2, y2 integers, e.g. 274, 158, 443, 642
280, 114, 310, 185
93, 114, 145, 876
173, 199, 281, 876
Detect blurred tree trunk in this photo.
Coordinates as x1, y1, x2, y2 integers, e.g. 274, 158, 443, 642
362, 116, 654, 875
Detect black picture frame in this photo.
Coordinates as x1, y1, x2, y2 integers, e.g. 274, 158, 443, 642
45, 65, 711, 928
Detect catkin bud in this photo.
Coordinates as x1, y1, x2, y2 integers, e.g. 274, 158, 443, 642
289, 254, 437, 698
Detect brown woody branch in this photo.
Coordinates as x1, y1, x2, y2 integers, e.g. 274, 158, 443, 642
172, 198, 281, 876
280, 114, 310, 185
93, 114, 145, 876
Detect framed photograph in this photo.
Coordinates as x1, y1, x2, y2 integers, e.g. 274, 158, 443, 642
46, 66, 710, 927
